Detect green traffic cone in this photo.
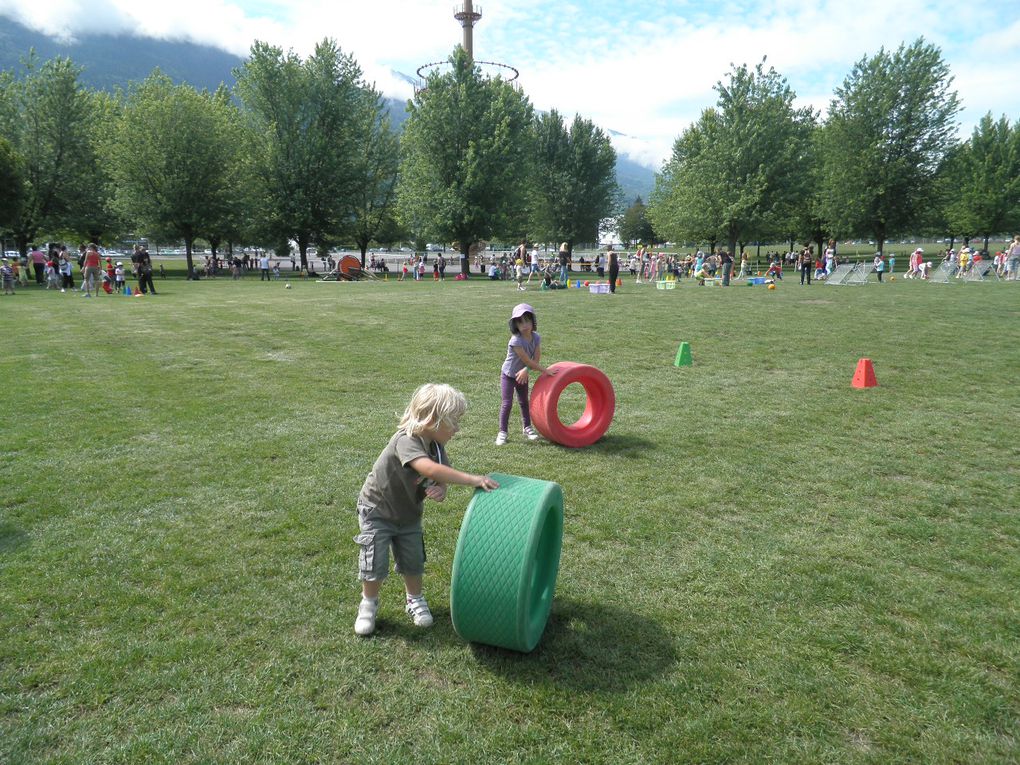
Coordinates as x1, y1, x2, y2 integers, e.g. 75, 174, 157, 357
674, 342, 692, 367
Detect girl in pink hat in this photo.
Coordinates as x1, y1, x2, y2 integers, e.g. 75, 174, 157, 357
496, 303, 556, 445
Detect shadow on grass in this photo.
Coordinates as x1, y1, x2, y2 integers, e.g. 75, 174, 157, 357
586, 432, 657, 457
466, 597, 676, 693
0, 522, 28, 555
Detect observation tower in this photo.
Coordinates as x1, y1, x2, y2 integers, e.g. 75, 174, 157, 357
416, 0, 518, 93
454, 0, 483, 62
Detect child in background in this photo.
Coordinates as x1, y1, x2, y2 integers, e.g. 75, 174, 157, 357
496, 303, 555, 445
1, 258, 14, 295
45, 258, 59, 290
115, 262, 126, 293
353, 383, 499, 636
514, 258, 526, 291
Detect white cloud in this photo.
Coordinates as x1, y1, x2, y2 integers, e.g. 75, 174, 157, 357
1, 0, 1016, 168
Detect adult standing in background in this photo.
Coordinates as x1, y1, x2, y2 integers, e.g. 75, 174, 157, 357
557, 242, 570, 285
824, 239, 836, 277
799, 246, 814, 285
137, 245, 157, 294
82, 244, 102, 297
1006, 235, 1020, 280
607, 245, 619, 293
260, 252, 271, 281
873, 252, 885, 282
720, 249, 734, 286
30, 245, 46, 285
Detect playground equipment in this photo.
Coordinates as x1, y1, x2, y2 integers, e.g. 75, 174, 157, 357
531, 362, 615, 448
826, 262, 870, 285
320, 255, 374, 281
929, 262, 954, 283
961, 261, 998, 282
450, 473, 563, 653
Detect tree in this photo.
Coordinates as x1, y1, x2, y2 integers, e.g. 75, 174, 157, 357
618, 196, 656, 245
529, 110, 618, 252
650, 61, 814, 255
235, 39, 374, 268
648, 109, 727, 251
65, 89, 125, 245
398, 47, 534, 274
944, 113, 1020, 252
0, 53, 96, 254
819, 38, 961, 256
106, 72, 241, 278
0, 136, 25, 247
350, 104, 401, 264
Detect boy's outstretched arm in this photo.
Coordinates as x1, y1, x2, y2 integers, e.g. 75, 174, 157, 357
409, 457, 499, 491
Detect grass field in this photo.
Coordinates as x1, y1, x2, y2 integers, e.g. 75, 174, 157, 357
2, 273, 1018, 763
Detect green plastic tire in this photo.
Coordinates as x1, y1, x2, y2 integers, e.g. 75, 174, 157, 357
450, 473, 564, 653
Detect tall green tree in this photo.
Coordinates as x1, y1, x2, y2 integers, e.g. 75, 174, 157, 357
0, 136, 25, 247
650, 61, 813, 255
235, 39, 373, 268
617, 196, 656, 245
944, 113, 1020, 252
65, 89, 125, 245
106, 72, 240, 278
351, 106, 401, 264
529, 110, 618, 252
0, 53, 96, 254
398, 47, 534, 274
819, 38, 960, 255
648, 109, 727, 252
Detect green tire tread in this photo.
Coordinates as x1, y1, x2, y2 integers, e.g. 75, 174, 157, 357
450, 473, 564, 652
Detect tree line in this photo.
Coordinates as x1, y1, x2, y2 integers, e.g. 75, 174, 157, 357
634, 38, 1020, 257
0, 44, 618, 278
3, 36, 1017, 278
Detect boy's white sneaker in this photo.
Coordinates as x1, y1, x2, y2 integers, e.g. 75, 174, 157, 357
405, 595, 433, 628
354, 597, 379, 636
495, 431, 508, 446
523, 426, 540, 441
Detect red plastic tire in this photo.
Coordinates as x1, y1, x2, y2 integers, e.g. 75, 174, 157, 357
531, 362, 615, 448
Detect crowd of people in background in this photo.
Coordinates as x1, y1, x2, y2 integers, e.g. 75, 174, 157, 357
4, 236, 1019, 297
0, 241, 161, 297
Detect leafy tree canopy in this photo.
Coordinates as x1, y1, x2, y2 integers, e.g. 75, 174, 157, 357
819, 38, 960, 254
397, 47, 534, 270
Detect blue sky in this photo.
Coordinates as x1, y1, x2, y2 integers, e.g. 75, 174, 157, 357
2, 0, 1017, 168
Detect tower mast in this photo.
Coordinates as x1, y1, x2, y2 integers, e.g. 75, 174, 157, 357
453, 1, 482, 62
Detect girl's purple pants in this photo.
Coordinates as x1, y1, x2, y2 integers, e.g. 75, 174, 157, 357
499, 373, 531, 432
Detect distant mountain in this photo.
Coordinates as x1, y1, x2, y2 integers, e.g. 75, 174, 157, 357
0, 15, 654, 200
615, 155, 655, 204
0, 17, 243, 92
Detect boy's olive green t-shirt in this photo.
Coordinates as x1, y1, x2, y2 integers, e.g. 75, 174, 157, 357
357, 430, 447, 524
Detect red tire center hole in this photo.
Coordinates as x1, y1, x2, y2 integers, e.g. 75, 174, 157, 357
555, 382, 588, 427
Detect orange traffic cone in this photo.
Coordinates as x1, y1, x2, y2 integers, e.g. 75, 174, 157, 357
616, 278, 622, 287
851, 358, 878, 388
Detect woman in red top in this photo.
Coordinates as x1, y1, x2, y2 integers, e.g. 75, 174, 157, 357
82, 244, 102, 297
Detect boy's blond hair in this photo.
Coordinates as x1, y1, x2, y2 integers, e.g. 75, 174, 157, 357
398, 383, 467, 436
